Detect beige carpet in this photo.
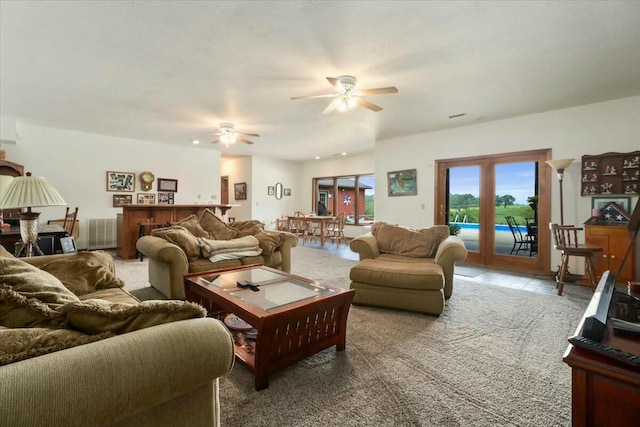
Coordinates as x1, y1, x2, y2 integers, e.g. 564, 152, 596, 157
114, 246, 589, 427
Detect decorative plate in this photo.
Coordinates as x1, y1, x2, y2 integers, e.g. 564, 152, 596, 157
224, 314, 253, 331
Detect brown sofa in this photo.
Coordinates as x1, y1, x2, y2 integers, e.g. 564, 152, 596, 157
349, 222, 467, 315
0, 248, 234, 427
136, 210, 298, 299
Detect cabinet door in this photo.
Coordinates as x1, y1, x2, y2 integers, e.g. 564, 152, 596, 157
610, 233, 633, 281
587, 233, 610, 279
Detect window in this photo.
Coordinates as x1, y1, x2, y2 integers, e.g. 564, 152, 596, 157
313, 174, 374, 225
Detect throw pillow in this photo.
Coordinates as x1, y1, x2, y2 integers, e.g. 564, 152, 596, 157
151, 226, 201, 259
0, 327, 114, 366
0, 257, 80, 309
199, 209, 239, 240
60, 299, 207, 335
372, 222, 450, 258
0, 286, 64, 328
0, 245, 14, 258
38, 251, 124, 296
174, 214, 209, 238
254, 231, 281, 255
229, 220, 264, 237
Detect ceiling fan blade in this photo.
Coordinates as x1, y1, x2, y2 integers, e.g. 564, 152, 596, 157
235, 131, 259, 137
326, 77, 340, 89
211, 138, 222, 144
355, 86, 398, 96
237, 137, 254, 145
321, 100, 337, 115
356, 98, 383, 112
291, 93, 338, 100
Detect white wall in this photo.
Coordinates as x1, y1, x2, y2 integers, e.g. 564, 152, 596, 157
221, 157, 252, 221
251, 156, 301, 229
2, 122, 221, 248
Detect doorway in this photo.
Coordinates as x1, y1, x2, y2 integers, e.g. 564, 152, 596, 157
221, 176, 229, 205
435, 149, 551, 275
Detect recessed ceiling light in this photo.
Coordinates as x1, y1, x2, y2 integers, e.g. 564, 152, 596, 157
192, 139, 200, 144
315, 156, 321, 160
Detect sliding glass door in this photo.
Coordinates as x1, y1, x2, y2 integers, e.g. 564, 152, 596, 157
436, 149, 551, 274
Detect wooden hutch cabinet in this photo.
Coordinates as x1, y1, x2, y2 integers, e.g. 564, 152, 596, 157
585, 224, 635, 282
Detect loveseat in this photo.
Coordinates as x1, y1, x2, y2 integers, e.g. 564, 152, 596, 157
0, 247, 234, 427
136, 209, 298, 299
349, 222, 467, 315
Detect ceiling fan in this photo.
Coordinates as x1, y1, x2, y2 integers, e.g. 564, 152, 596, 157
291, 75, 398, 114
211, 123, 259, 146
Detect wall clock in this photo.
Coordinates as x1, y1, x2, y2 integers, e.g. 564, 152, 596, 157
140, 171, 155, 191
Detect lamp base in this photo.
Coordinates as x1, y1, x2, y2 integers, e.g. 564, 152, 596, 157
18, 210, 42, 257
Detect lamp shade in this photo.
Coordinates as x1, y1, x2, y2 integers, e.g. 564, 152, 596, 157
545, 158, 574, 171
0, 172, 66, 209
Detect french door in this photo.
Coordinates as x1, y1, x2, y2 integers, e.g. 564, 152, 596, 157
435, 149, 551, 275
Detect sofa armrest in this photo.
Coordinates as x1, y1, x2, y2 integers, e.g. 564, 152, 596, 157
136, 235, 189, 299
0, 318, 234, 427
349, 232, 380, 260
434, 235, 468, 299
265, 230, 297, 272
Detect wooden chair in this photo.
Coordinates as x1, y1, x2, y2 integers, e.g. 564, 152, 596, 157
291, 211, 312, 245
323, 213, 347, 246
549, 223, 603, 296
505, 216, 534, 256
62, 207, 79, 236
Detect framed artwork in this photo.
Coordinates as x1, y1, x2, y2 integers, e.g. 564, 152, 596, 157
592, 196, 631, 213
284, 188, 291, 196
157, 192, 175, 205
157, 178, 178, 192
60, 236, 78, 254
137, 193, 156, 204
234, 182, 247, 200
387, 169, 417, 196
106, 171, 135, 192
112, 194, 133, 207
268, 186, 275, 196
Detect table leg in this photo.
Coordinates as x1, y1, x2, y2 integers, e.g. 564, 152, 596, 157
320, 221, 326, 247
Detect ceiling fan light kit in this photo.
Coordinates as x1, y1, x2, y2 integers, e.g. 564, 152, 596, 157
292, 75, 398, 114
212, 122, 259, 147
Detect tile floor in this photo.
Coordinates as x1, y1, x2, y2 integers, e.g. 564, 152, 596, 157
307, 239, 595, 300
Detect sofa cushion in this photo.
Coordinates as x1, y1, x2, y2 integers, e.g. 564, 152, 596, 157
151, 226, 201, 260
0, 327, 114, 366
59, 299, 207, 335
37, 251, 124, 296
199, 209, 239, 240
0, 287, 64, 328
349, 258, 444, 291
371, 222, 450, 258
174, 214, 209, 238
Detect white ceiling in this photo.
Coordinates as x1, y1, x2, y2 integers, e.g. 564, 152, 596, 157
1, 1, 640, 161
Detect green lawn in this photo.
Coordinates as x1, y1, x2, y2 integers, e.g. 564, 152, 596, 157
449, 205, 535, 226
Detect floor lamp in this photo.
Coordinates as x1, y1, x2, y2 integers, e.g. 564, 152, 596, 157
545, 158, 574, 225
0, 172, 66, 256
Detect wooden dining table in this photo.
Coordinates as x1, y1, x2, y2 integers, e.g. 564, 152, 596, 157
286, 215, 334, 246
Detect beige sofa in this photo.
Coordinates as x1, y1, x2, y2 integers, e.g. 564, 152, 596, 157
0, 249, 234, 427
136, 211, 298, 299
349, 223, 467, 315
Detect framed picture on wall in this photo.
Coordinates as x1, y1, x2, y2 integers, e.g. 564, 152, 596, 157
387, 169, 417, 196
106, 171, 135, 192
137, 193, 156, 204
268, 186, 275, 196
157, 192, 175, 205
284, 188, 291, 196
112, 194, 133, 207
234, 182, 247, 200
157, 178, 178, 192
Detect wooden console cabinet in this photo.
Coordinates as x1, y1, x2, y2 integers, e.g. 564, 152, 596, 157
585, 224, 635, 283
116, 204, 235, 259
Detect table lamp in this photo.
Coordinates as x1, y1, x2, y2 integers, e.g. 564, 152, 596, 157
545, 158, 574, 225
0, 172, 66, 256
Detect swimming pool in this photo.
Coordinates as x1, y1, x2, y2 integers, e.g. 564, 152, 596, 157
450, 222, 526, 233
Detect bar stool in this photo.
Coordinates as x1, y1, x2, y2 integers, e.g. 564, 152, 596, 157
549, 223, 603, 296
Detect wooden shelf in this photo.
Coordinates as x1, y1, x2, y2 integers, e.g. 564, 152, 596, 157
581, 151, 640, 196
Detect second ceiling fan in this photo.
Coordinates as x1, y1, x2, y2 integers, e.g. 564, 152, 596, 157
211, 123, 259, 146
291, 75, 398, 114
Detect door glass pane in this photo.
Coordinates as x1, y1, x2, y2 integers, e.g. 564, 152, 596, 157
494, 162, 537, 257
359, 175, 375, 225
316, 178, 333, 215
448, 166, 480, 253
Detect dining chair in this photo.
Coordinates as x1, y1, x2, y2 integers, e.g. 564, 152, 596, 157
324, 212, 347, 246
292, 211, 313, 245
62, 207, 79, 236
549, 223, 603, 296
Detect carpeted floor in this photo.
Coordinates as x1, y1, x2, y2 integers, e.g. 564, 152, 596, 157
114, 246, 590, 427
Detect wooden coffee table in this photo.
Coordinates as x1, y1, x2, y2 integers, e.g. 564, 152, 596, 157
184, 265, 354, 390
